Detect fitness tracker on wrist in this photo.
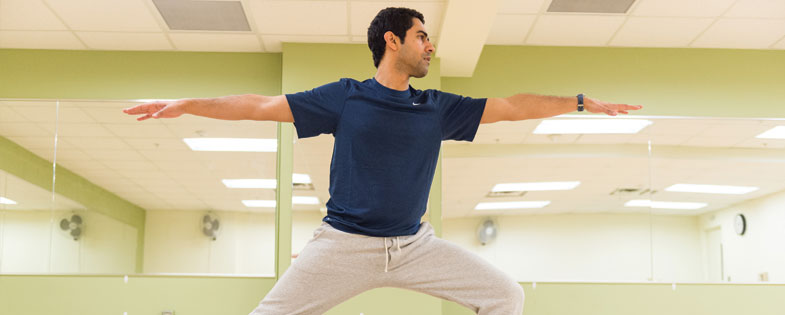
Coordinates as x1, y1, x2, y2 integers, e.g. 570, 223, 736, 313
577, 93, 585, 112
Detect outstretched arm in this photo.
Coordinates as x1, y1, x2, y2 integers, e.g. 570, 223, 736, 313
480, 94, 642, 124
123, 94, 294, 122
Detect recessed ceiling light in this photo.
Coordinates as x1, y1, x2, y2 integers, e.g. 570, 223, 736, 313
665, 184, 759, 195
0, 196, 17, 205
242, 196, 321, 208
183, 138, 276, 152
492, 181, 580, 192
533, 119, 652, 134
624, 199, 707, 210
756, 126, 785, 139
222, 174, 313, 189
475, 201, 550, 210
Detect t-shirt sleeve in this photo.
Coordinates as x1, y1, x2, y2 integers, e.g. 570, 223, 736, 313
436, 90, 487, 141
285, 79, 348, 138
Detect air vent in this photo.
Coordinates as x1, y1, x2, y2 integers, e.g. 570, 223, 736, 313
610, 187, 656, 195
153, 0, 251, 31
547, 0, 636, 14
293, 182, 315, 191
486, 191, 527, 198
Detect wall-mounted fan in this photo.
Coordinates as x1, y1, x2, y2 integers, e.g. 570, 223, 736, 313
202, 213, 220, 241
59, 214, 83, 241
476, 218, 498, 246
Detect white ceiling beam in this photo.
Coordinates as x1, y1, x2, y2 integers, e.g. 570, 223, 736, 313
435, 0, 500, 77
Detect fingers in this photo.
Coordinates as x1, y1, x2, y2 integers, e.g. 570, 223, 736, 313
123, 102, 167, 115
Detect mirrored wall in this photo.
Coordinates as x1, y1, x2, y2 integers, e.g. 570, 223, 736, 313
4, 98, 784, 283
440, 115, 785, 284
0, 99, 278, 275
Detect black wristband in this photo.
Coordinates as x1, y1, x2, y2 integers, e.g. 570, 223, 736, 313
577, 93, 584, 112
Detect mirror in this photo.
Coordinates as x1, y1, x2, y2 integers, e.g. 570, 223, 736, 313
649, 117, 785, 283
441, 116, 654, 282
0, 99, 278, 276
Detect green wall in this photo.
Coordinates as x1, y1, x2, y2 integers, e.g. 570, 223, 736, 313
2, 45, 785, 315
0, 49, 281, 99
443, 46, 785, 118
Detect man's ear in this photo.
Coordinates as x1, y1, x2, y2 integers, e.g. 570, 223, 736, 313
384, 31, 399, 51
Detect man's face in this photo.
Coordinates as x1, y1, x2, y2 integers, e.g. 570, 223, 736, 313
397, 18, 434, 78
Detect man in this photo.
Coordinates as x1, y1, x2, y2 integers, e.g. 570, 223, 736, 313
124, 7, 642, 315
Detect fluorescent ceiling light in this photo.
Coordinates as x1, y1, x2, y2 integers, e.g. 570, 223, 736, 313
292, 196, 320, 205
665, 184, 758, 195
755, 126, 785, 139
292, 173, 312, 184
475, 201, 550, 210
222, 174, 312, 189
624, 199, 707, 210
183, 138, 277, 152
242, 200, 276, 208
492, 181, 580, 192
242, 196, 321, 208
0, 197, 17, 205
223, 179, 276, 189
533, 119, 652, 134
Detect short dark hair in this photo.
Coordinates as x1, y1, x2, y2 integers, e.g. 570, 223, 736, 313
367, 7, 425, 68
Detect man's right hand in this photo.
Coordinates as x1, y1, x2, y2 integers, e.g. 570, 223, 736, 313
123, 100, 188, 121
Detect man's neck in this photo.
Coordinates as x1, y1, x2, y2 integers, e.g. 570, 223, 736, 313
374, 63, 410, 91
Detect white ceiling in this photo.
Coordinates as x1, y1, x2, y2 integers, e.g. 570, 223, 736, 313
2, 99, 784, 219
1, 0, 783, 75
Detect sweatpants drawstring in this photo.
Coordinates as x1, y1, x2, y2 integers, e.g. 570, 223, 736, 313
383, 237, 403, 273
383, 237, 389, 273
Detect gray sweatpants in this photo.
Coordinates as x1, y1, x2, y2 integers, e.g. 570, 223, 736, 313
249, 222, 524, 315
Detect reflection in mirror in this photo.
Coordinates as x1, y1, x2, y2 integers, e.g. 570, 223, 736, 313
0, 100, 58, 273
291, 134, 333, 258
649, 118, 785, 283
442, 116, 653, 282
1, 99, 278, 275
0, 171, 90, 273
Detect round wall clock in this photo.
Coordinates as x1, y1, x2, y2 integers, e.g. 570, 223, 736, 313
734, 214, 747, 236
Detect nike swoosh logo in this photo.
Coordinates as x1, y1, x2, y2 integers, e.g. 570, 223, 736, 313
412, 102, 421, 106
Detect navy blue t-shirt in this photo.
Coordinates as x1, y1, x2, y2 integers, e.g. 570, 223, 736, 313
286, 78, 486, 236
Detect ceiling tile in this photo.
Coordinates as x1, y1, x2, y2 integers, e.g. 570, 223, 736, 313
498, 0, 547, 14
250, 1, 347, 35
76, 32, 173, 50
5, 136, 57, 149
104, 124, 174, 138
0, 0, 67, 30
12, 105, 94, 123
0, 106, 27, 122
526, 15, 626, 46
85, 149, 145, 161
45, 123, 113, 137
485, 14, 537, 45
692, 19, 785, 49
261, 35, 350, 52
725, 0, 785, 19
124, 137, 190, 151
169, 33, 262, 52
63, 136, 131, 150
632, 0, 736, 18
0, 30, 85, 49
0, 123, 52, 137
45, 0, 162, 31
610, 17, 714, 47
